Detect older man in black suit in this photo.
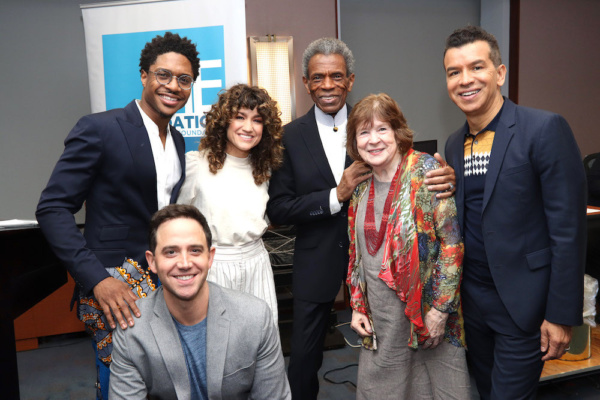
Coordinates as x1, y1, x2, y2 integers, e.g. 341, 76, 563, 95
268, 37, 454, 399
267, 38, 367, 399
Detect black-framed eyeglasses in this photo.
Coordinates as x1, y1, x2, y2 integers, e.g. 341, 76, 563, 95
148, 69, 194, 90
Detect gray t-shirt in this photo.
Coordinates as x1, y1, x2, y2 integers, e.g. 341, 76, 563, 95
173, 317, 208, 399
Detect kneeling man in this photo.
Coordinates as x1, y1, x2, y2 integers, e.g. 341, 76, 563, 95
109, 204, 290, 399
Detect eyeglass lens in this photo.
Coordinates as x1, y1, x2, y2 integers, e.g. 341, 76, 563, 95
153, 69, 193, 89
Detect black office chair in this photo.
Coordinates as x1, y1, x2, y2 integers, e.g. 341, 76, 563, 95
585, 152, 600, 207
584, 152, 600, 174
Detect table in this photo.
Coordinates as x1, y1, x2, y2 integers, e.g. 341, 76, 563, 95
0, 227, 67, 399
540, 206, 600, 382
541, 326, 600, 381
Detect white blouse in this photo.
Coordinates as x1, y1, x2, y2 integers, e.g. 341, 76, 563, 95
177, 150, 269, 247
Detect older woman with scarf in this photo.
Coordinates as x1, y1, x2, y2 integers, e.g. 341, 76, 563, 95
346, 93, 470, 399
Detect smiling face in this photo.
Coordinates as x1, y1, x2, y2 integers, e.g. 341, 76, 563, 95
303, 53, 355, 115
356, 116, 401, 180
444, 40, 506, 125
140, 52, 193, 127
146, 217, 215, 309
225, 107, 263, 158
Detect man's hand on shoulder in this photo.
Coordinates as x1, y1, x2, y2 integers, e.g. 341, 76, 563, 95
336, 161, 372, 203
424, 153, 456, 199
93, 277, 141, 330
540, 319, 572, 361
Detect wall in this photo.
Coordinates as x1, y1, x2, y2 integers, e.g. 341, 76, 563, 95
0, 0, 335, 220
246, 0, 337, 116
480, 0, 510, 98
518, 0, 600, 156
1, 0, 597, 220
0, 0, 92, 220
339, 0, 481, 156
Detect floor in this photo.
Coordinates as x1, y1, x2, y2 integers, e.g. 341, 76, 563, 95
17, 310, 600, 399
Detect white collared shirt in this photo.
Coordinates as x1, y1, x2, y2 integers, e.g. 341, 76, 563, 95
135, 100, 182, 209
314, 104, 348, 214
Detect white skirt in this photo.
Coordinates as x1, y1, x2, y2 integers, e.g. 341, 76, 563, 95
208, 239, 279, 326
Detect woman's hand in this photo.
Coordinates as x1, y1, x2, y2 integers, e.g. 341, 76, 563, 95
422, 308, 449, 349
350, 310, 373, 337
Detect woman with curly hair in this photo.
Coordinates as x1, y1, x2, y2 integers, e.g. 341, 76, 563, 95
177, 84, 284, 325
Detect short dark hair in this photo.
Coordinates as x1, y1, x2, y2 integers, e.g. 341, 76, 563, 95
148, 205, 212, 252
139, 32, 200, 80
444, 25, 502, 67
346, 93, 414, 161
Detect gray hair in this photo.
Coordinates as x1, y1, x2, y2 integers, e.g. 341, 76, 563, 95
302, 37, 355, 79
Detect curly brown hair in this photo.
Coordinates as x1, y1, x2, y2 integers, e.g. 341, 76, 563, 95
199, 84, 284, 185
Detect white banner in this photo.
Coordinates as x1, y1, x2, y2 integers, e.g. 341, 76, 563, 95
81, 0, 247, 150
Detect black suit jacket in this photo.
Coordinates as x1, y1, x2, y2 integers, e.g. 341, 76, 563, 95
267, 106, 352, 303
36, 100, 186, 301
445, 99, 586, 332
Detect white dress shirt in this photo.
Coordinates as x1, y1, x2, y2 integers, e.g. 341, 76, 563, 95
136, 100, 182, 209
314, 104, 348, 214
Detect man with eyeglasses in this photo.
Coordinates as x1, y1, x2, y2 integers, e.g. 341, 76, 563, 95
36, 32, 199, 400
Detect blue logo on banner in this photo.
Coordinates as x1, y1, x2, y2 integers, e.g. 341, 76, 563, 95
103, 27, 225, 152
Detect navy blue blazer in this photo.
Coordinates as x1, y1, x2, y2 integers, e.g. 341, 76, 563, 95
36, 100, 186, 300
267, 106, 352, 303
445, 98, 587, 332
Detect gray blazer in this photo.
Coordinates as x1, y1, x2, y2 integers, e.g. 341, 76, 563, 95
109, 283, 290, 399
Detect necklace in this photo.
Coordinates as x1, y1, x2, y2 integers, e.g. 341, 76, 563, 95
363, 155, 407, 256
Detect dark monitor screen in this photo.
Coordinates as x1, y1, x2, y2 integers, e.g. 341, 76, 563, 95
413, 140, 437, 156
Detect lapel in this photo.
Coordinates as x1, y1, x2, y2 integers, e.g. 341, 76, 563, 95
118, 100, 158, 213
170, 126, 186, 203
150, 288, 190, 399
345, 153, 353, 169
482, 99, 517, 213
205, 283, 229, 398
300, 106, 338, 187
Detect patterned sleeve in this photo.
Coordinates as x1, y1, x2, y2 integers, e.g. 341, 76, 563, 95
431, 194, 464, 312
417, 156, 464, 313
